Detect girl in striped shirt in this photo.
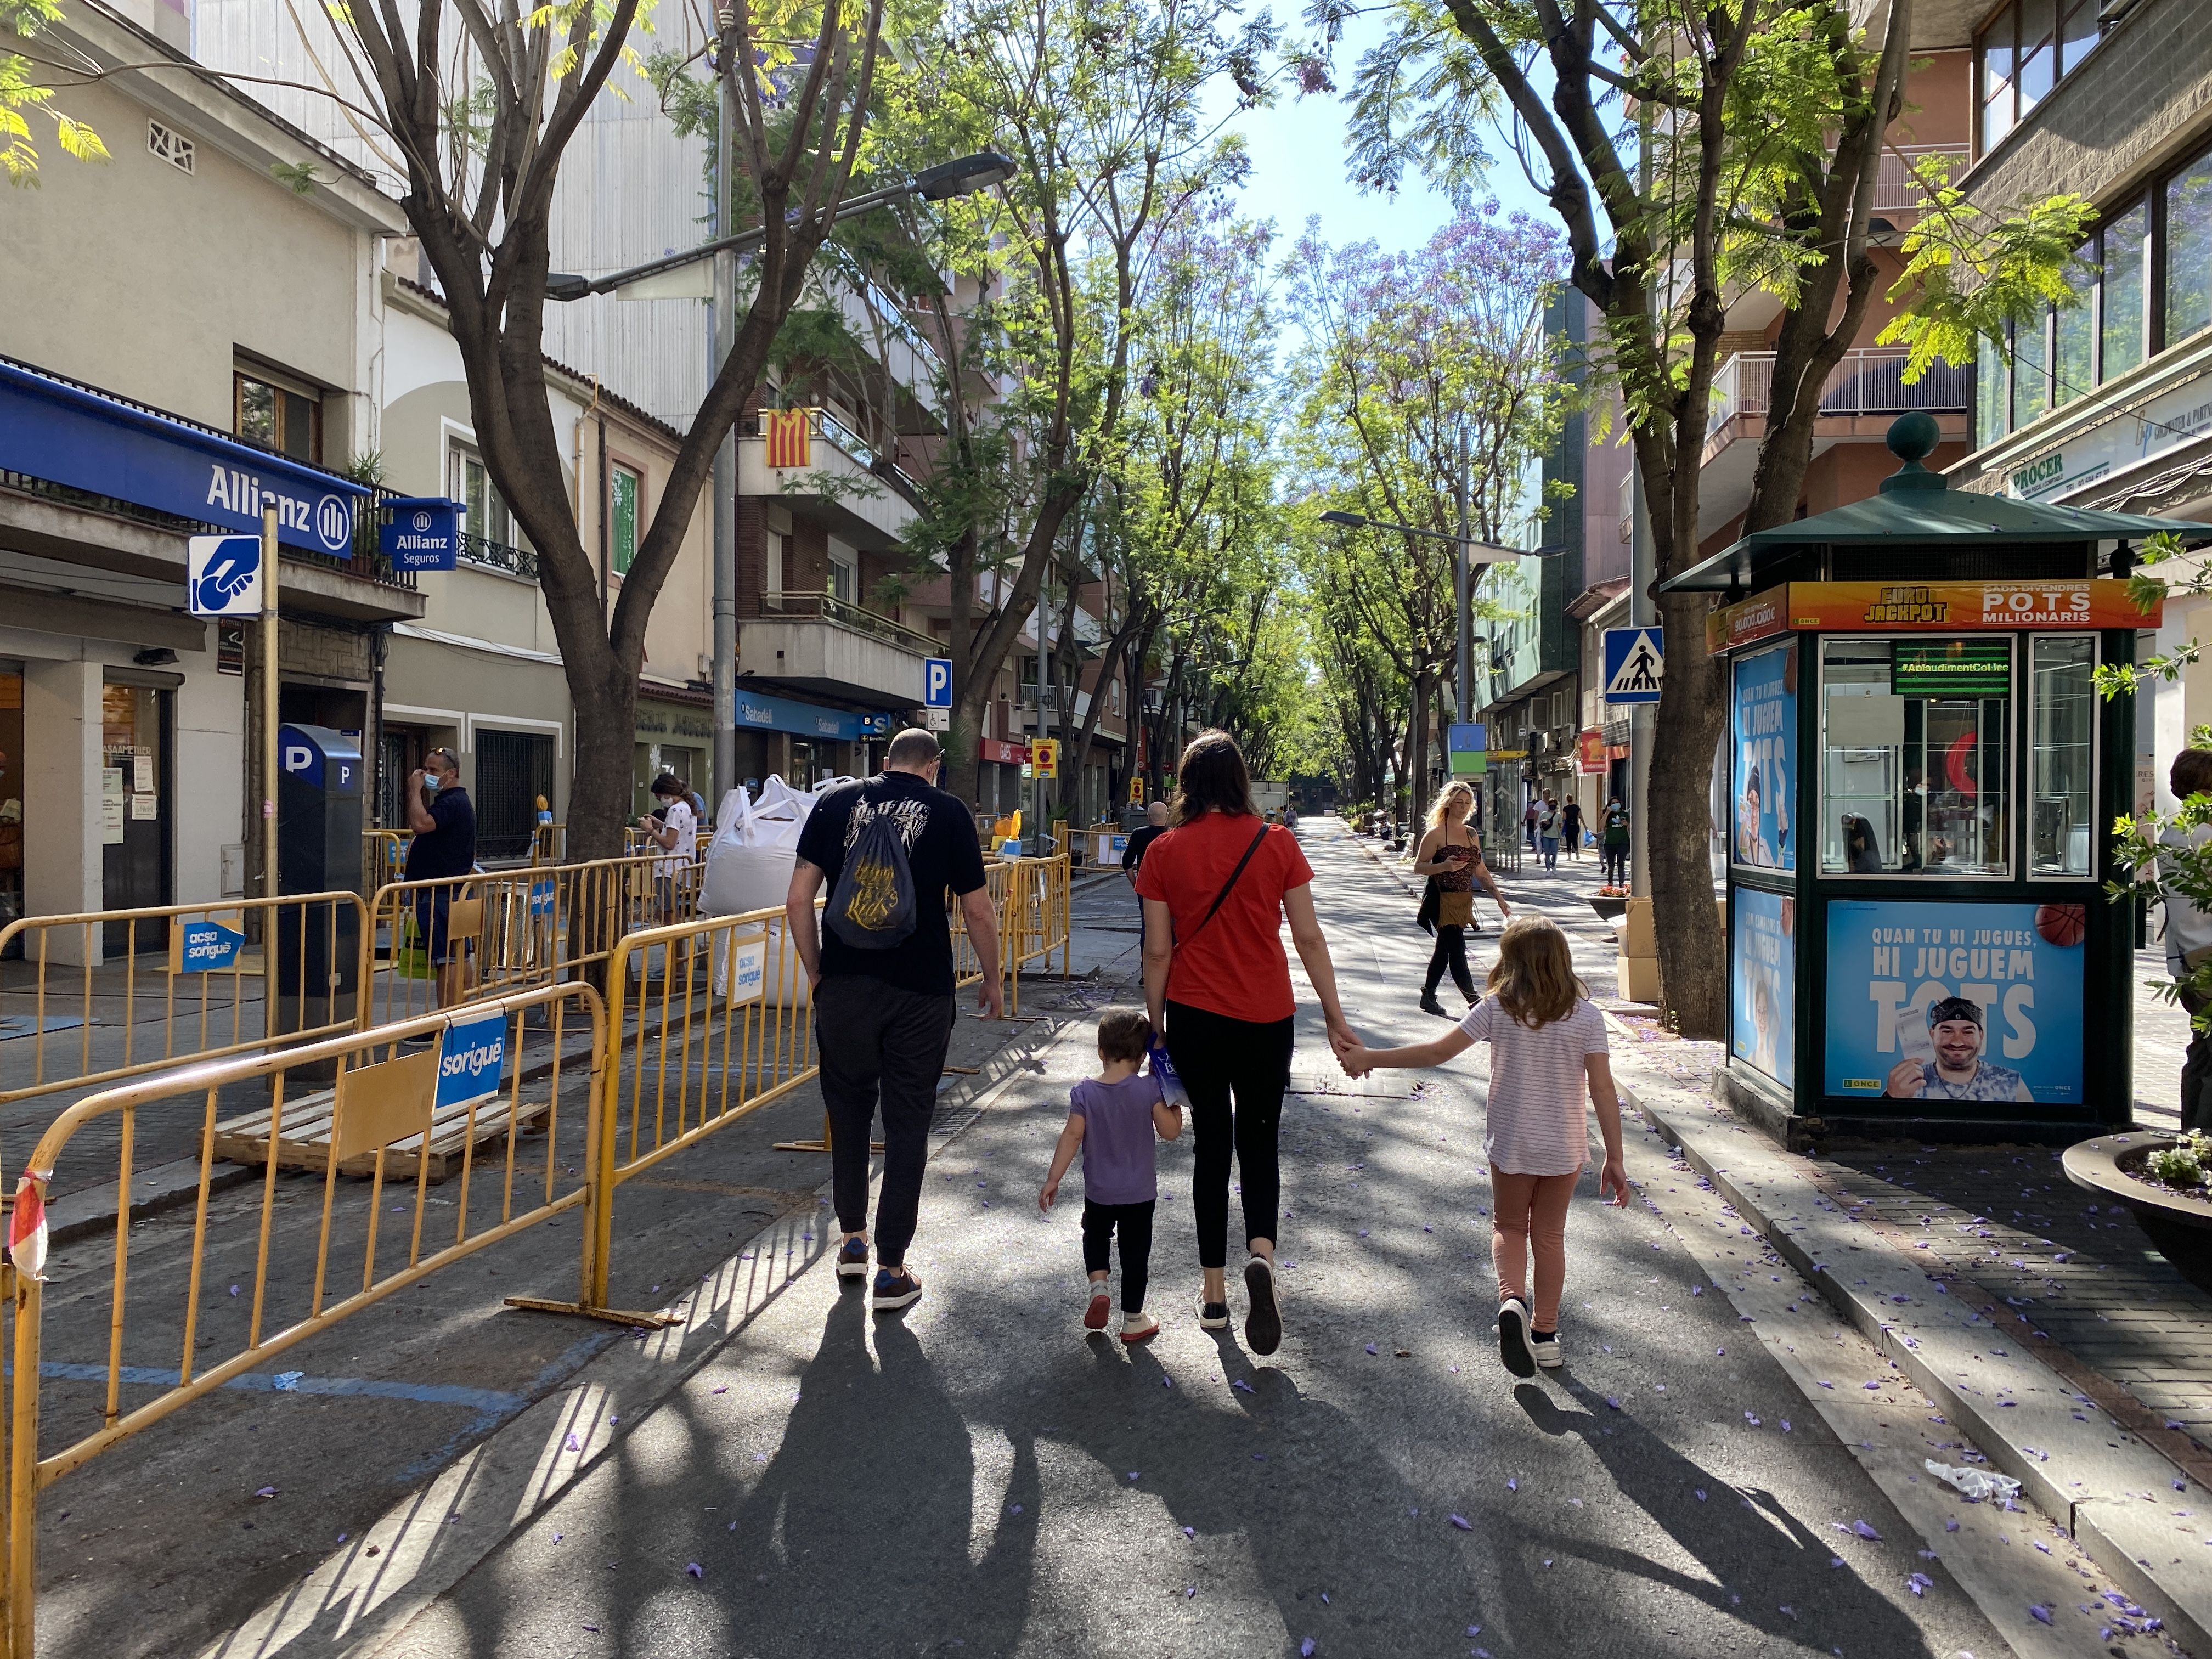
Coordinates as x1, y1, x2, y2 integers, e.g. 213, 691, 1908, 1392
1338, 916, 1627, 1377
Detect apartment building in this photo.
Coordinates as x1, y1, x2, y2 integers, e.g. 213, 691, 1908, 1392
1942, 0, 2212, 813
0, 0, 421, 952
1504, 25, 1978, 846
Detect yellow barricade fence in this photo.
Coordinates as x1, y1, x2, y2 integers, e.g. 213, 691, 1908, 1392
1000, 855, 1071, 1009
362, 830, 411, 894
362, 851, 704, 1028
0, 893, 370, 1114
1, 979, 606, 1656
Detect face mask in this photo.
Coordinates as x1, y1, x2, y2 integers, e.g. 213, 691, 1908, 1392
425, 773, 442, 795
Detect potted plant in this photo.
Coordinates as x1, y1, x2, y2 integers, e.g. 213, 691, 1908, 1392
2062, 1131, 2212, 1294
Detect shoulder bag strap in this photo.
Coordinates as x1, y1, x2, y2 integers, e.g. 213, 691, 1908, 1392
1164, 823, 1271, 1001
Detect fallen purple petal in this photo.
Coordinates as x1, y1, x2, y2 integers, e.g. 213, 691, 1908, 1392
255, 1487, 277, 1499
686, 1562, 703, 1579
2030, 1605, 2053, 1626
1449, 1514, 1472, 1530
1852, 1520, 1881, 1541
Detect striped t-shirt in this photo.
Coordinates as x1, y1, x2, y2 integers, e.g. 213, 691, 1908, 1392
1457, 997, 1609, 1175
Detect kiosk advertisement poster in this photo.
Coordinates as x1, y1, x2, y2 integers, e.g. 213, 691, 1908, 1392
1823, 900, 2086, 1104
1730, 887, 1795, 1087
1731, 643, 1797, 870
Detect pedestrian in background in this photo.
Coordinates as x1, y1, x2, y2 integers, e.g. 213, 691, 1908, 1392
1559, 797, 1584, 861
787, 729, 1005, 1313
2163, 748, 2212, 1132
1522, 797, 1539, 850
1600, 794, 1629, 887
1037, 1006, 1183, 1344
402, 746, 476, 1013
639, 772, 697, 917
1336, 916, 1627, 1378
1122, 799, 1170, 945
1537, 793, 1561, 872
1138, 729, 1355, 1354
1412, 781, 1509, 1019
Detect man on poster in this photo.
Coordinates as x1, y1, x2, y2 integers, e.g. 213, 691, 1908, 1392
1883, 996, 2032, 1102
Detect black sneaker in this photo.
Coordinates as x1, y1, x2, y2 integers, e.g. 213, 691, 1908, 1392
1419, 992, 1448, 1018
871, 1267, 923, 1311
1497, 1297, 1536, 1378
1195, 1294, 1229, 1330
835, 1237, 870, 1280
1243, 1255, 1283, 1356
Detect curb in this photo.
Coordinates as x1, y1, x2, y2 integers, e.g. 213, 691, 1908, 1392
1606, 1030, 2212, 1655
194, 1005, 1088, 1659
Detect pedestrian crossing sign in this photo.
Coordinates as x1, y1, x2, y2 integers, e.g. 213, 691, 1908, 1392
1602, 627, 1664, 703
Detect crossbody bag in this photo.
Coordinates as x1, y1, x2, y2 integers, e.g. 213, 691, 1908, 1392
1164, 822, 1271, 1001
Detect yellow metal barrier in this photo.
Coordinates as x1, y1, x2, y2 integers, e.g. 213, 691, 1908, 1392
0, 893, 370, 1114
363, 851, 704, 1028
3, 979, 606, 1656
362, 830, 411, 893
999, 855, 1071, 1011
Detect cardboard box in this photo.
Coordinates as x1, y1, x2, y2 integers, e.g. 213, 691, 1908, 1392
1622, 896, 1656, 958
1616, 952, 1662, 1004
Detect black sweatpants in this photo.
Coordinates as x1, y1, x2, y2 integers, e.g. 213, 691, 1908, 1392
1165, 999, 1295, 1271
1423, 924, 1475, 1000
815, 975, 956, 1267
1081, 1198, 1156, 1312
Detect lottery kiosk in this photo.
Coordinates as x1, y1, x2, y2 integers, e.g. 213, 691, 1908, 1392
1657, 413, 2212, 1147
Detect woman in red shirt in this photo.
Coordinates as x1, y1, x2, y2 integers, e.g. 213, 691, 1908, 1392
1137, 731, 1355, 1355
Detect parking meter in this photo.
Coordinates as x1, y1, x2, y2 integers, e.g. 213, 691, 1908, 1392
275, 724, 364, 1045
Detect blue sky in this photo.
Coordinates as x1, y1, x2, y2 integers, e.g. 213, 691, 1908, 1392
1201, 7, 1554, 256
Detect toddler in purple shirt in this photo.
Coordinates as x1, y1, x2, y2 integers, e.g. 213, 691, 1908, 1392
1038, 1007, 1183, 1342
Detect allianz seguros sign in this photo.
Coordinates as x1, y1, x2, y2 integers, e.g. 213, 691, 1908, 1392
379, 496, 459, 571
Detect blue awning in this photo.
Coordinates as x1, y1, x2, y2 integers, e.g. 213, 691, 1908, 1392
0, 357, 366, 556
733, 686, 895, 741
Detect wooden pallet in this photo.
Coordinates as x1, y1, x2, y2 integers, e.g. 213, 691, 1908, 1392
213, 1088, 554, 1183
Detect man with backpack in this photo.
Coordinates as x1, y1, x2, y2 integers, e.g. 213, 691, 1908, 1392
787, 728, 1005, 1311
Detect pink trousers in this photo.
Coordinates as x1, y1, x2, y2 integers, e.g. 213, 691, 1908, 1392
1490, 1166, 1578, 1330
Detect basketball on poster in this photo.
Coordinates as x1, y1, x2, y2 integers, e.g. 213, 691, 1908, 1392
1730, 888, 1795, 1087
1823, 900, 2086, 1104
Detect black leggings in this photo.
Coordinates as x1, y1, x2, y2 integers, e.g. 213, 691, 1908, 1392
1164, 1000, 1295, 1270
1424, 924, 1475, 1000
1081, 1199, 1155, 1311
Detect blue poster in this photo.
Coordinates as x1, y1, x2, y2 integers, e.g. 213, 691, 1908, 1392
1824, 900, 2086, 1104
1731, 643, 1796, 870
1730, 888, 1795, 1087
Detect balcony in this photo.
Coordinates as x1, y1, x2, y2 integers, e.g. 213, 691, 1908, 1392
1871, 145, 1969, 217
829, 267, 946, 427
742, 585, 931, 707
738, 406, 922, 552
456, 530, 538, 580
1706, 348, 1972, 441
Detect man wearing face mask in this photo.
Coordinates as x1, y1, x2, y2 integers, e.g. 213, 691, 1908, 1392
403, 746, 477, 1011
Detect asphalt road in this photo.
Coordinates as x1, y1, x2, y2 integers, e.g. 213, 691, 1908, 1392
369, 823, 2035, 1659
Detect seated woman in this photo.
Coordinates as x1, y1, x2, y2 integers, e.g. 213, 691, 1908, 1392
1842, 814, 1883, 874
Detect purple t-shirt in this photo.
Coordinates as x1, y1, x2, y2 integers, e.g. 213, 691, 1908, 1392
1068, 1074, 1165, 1206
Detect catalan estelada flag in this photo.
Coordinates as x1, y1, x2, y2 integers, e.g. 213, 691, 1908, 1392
764, 408, 811, 468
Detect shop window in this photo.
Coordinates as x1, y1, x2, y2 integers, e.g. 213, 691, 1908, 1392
2028, 636, 2096, 877
611, 465, 641, 576
476, 730, 554, 860
1820, 638, 2011, 878
234, 368, 321, 463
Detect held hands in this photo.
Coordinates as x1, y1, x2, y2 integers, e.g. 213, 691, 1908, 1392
1336, 1041, 1375, 1080
1599, 1155, 1630, 1207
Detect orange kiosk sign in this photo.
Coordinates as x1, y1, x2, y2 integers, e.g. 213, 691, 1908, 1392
1707, 579, 2160, 655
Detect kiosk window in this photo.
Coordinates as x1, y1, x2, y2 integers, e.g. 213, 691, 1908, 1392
2029, 636, 2096, 877
1820, 639, 2010, 878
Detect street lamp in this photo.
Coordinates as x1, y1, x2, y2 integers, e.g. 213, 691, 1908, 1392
544, 151, 1016, 302
543, 149, 1011, 815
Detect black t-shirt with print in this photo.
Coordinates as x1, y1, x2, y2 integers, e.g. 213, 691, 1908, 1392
797, 770, 989, 996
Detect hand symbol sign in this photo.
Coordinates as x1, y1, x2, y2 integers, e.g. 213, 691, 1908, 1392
194, 545, 259, 613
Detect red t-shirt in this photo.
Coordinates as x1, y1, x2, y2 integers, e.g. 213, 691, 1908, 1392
1133, 813, 1314, 1023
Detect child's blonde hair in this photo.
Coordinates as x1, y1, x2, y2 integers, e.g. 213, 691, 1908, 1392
1485, 916, 1586, 1029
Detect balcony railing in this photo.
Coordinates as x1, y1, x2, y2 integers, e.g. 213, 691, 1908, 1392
1707, 348, 1972, 439
742, 406, 926, 509
1872, 145, 1970, 216
459, 530, 538, 580
761, 587, 937, 654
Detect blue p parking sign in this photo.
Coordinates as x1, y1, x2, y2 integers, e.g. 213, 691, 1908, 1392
923, 657, 953, 709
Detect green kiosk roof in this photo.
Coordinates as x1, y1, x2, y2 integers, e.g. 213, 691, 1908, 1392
1656, 411, 2212, 596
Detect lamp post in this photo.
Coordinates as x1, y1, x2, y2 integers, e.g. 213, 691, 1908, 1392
546, 147, 1015, 810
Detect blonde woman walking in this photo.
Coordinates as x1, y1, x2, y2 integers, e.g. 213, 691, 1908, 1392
1411, 781, 1508, 1019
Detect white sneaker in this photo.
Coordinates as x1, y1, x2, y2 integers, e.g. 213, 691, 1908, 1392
1532, 1331, 1564, 1370
1497, 1298, 1536, 1377
1194, 1291, 1229, 1330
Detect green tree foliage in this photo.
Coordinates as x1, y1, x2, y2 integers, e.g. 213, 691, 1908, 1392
1285, 204, 1565, 828
1, 0, 109, 184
